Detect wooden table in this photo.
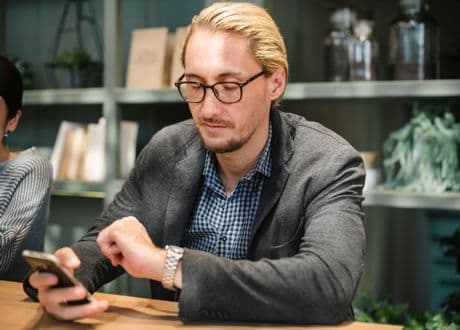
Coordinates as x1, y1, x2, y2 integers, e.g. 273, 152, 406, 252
0, 280, 402, 329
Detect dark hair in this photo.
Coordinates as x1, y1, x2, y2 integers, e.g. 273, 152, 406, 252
0, 55, 23, 119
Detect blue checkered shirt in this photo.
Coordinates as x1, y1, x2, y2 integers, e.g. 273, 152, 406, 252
182, 125, 272, 259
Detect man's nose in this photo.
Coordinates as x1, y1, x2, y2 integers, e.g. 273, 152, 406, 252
200, 88, 222, 117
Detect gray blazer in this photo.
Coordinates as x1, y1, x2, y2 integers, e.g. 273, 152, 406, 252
69, 110, 365, 324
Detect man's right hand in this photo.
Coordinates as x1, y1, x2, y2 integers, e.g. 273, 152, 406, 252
28, 247, 109, 321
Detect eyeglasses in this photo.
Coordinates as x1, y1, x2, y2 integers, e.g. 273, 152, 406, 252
174, 71, 266, 104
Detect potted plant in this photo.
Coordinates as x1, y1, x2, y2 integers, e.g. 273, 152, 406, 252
353, 294, 460, 329
51, 49, 102, 88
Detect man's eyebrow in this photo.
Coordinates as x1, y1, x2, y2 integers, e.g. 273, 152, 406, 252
183, 71, 244, 81
183, 73, 202, 80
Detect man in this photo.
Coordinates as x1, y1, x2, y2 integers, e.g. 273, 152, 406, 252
27, 2, 365, 324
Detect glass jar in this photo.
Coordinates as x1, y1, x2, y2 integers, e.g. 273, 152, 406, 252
389, 0, 440, 80
350, 19, 378, 81
324, 7, 357, 81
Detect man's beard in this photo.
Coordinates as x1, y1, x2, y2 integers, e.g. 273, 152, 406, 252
197, 122, 253, 154
200, 135, 250, 153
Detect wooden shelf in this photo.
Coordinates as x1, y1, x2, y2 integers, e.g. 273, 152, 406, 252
51, 179, 125, 200
116, 87, 182, 104
49, 182, 460, 211
51, 180, 106, 198
23, 88, 105, 105
117, 80, 460, 104
285, 80, 460, 100
22, 80, 460, 106
364, 189, 460, 211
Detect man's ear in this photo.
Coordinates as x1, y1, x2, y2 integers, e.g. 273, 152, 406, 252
268, 67, 287, 101
5, 110, 22, 133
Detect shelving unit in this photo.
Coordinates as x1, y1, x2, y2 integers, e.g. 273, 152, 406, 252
21, 79, 460, 207
6, 1, 459, 208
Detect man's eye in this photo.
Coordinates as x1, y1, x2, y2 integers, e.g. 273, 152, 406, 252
187, 84, 202, 90
220, 83, 238, 91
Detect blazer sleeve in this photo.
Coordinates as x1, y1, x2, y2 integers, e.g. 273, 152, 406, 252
178, 144, 365, 324
70, 145, 151, 293
23, 143, 152, 299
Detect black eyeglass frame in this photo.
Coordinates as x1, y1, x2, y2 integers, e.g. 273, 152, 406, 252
174, 70, 267, 104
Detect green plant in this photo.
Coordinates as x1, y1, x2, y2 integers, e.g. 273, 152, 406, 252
381, 102, 460, 193
50, 49, 102, 87
52, 49, 94, 71
353, 294, 460, 330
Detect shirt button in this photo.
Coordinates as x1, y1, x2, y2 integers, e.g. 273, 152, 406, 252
221, 236, 227, 241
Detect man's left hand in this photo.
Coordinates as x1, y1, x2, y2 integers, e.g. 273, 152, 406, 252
96, 216, 166, 281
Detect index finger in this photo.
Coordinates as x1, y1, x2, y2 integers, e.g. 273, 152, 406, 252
55, 247, 80, 271
96, 225, 115, 253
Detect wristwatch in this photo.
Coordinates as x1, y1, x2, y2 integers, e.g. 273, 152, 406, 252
162, 245, 184, 291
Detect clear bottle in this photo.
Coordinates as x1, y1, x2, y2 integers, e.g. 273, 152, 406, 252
324, 7, 357, 81
389, 0, 440, 80
349, 19, 378, 81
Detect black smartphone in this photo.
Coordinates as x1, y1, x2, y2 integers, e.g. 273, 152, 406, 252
22, 249, 92, 305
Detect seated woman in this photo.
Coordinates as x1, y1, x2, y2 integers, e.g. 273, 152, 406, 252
0, 56, 52, 281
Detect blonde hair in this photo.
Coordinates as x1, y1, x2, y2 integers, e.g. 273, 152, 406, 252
181, 2, 288, 107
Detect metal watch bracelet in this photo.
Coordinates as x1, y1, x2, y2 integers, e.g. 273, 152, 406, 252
161, 245, 184, 291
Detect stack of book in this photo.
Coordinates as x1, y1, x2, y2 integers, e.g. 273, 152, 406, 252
50, 118, 139, 181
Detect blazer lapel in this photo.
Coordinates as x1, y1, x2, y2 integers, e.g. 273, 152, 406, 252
250, 110, 293, 245
163, 139, 204, 246
250, 164, 289, 242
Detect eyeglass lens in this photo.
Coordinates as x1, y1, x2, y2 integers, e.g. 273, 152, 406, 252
178, 82, 242, 103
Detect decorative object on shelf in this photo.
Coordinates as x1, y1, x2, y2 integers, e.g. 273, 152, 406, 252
50, 49, 101, 88
389, 0, 440, 80
126, 26, 188, 90
169, 26, 188, 88
323, 6, 356, 82
359, 151, 381, 190
126, 27, 169, 90
46, 0, 103, 88
349, 19, 378, 81
10, 57, 34, 89
382, 103, 460, 193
